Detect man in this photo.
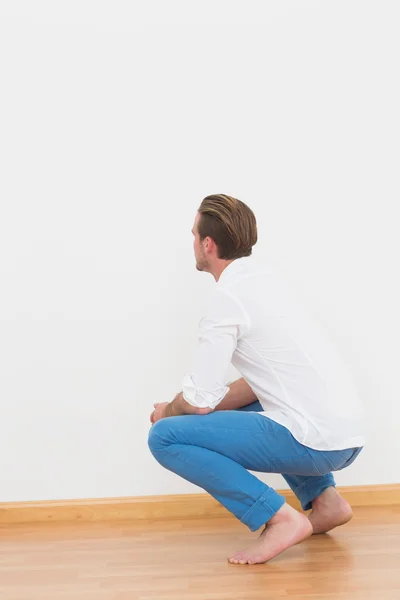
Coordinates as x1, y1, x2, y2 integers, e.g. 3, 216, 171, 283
148, 194, 365, 565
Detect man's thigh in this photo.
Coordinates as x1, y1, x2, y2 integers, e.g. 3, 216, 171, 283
237, 400, 263, 412
152, 411, 320, 476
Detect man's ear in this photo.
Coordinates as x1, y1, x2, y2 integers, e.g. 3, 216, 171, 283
204, 236, 215, 255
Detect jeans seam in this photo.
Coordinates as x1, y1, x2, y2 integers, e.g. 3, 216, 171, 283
270, 451, 309, 464
151, 442, 268, 505
322, 452, 339, 471
335, 450, 349, 460
305, 448, 325, 475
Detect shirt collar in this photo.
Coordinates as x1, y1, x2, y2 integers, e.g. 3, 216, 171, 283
217, 256, 253, 285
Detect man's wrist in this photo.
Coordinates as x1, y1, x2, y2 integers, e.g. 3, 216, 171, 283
164, 393, 184, 418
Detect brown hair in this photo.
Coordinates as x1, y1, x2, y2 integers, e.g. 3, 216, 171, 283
197, 194, 257, 260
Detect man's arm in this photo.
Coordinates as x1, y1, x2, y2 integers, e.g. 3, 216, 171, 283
213, 378, 257, 411
179, 290, 249, 410
164, 378, 257, 418
160, 289, 249, 420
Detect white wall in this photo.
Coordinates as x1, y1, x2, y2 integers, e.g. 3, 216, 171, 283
0, 1, 399, 502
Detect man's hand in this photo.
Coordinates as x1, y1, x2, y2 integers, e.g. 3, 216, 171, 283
150, 394, 213, 424
150, 402, 169, 424
165, 393, 213, 418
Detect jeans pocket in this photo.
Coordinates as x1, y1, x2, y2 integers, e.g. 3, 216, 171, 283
310, 448, 362, 475
337, 447, 363, 470
308, 452, 328, 476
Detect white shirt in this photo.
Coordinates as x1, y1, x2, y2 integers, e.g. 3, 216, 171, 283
182, 256, 365, 451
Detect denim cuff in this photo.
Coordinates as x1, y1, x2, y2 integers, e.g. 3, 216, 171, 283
240, 488, 286, 532
293, 474, 336, 511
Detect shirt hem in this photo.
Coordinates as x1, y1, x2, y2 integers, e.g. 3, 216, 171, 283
258, 411, 365, 452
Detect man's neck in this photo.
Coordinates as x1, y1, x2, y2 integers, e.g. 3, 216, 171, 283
211, 259, 235, 282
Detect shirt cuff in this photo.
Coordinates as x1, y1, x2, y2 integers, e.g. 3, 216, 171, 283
181, 374, 230, 409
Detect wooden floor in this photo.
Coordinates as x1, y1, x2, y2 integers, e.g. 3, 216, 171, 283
1, 506, 399, 600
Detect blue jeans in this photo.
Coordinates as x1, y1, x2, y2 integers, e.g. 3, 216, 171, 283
148, 401, 363, 532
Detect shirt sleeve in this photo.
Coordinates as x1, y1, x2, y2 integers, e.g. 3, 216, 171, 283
181, 288, 250, 409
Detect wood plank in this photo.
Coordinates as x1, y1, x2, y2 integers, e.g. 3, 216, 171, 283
0, 506, 400, 599
0, 484, 399, 525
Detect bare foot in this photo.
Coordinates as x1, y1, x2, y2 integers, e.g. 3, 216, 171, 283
228, 503, 312, 565
308, 486, 353, 534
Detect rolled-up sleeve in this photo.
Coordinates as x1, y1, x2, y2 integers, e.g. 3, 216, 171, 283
182, 288, 249, 409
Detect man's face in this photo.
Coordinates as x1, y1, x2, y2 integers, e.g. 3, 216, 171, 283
192, 213, 209, 272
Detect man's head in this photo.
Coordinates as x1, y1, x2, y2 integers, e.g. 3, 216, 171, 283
192, 194, 257, 279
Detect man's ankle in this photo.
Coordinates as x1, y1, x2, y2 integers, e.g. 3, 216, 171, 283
313, 486, 338, 506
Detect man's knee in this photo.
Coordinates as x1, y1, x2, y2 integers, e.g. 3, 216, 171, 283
148, 418, 174, 454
